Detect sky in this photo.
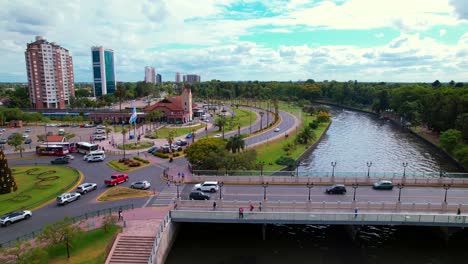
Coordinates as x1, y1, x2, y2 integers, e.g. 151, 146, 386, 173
0, 0, 467, 83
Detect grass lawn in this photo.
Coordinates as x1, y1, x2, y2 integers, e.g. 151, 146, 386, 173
151, 123, 206, 139
0, 166, 80, 215
47, 225, 121, 264
97, 186, 153, 201
107, 157, 150, 172
223, 108, 257, 131
116, 141, 154, 150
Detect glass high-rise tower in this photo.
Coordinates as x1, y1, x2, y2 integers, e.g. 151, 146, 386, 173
91, 46, 116, 97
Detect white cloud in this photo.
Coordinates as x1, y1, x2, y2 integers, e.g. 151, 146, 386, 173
375, 33, 384, 38
449, 0, 468, 20
439, 29, 447, 37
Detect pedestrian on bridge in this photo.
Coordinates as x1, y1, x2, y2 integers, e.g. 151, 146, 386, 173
354, 207, 358, 218
457, 207, 461, 215
213, 201, 217, 210
239, 207, 244, 219
249, 202, 254, 211
259, 202, 262, 212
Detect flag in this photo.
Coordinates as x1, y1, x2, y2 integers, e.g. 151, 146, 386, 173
129, 107, 137, 124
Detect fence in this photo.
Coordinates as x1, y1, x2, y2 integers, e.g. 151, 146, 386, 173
148, 213, 171, 264
0, 204, 134, 248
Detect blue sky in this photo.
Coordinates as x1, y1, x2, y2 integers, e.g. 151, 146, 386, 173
0, 0, 467, 82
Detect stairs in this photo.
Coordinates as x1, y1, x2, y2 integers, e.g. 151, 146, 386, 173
107, 235, 155, 264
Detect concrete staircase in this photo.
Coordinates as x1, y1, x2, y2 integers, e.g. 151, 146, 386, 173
106, 235, 155, 264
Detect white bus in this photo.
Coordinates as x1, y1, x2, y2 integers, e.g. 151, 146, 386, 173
76, 142, 99, 154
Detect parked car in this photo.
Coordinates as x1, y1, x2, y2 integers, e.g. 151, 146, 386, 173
147, 146, 159, 153
0, 138, 7, 144
186, 133, 192, 139
193, 181, 219, 193
25, 128, 31, 133
94, 129, 105, 134
373, 180, 394, 190
24, 138, 32, 144
130, 180, 151, 190
56, 193, 81, 205
76, 183, 97, 194
274, 127, 280, 132
176, 139, 188, 146
0, 210, 32, 227
46, 131, 53, 136
93, 135, 107, 140
0, 128, 6, 132
84, 124, 95, 128
71, 123, 79, 127
104, 174, 129, 186
22, 134, 29, 138
213, 134, 222, 138
325, 184, 347, 194
189, 191, 210, 200
51, 156, 69, 164
96, 125, 106, 129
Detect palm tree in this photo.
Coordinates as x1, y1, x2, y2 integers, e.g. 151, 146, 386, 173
297, 126, 316, 144
167, 129, 176, 154
115, 85, 126, 112
226, 134, 245, 153
121, 126, 128, 159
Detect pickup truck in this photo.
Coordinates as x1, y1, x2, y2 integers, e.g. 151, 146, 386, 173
104, 174, 128, 186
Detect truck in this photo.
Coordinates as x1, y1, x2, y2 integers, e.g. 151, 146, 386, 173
104, 174, 129, 186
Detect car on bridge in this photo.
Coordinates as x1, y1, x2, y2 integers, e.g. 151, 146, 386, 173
373, 180, 394, 190
0, 210, 32, 227
194, 181, 219, 193
189, 191, 210, 200
325, 184, 347, 194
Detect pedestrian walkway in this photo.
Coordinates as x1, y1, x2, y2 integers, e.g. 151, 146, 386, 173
152, 184, 180, 207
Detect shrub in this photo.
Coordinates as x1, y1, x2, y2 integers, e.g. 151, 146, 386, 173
275, 156, 296, 167
317, 111, 331, 123
153, 152, 169, 159
309, 121, 319, 129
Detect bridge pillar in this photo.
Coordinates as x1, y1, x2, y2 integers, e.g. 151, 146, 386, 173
344, 225, 361, 242
262, 224, 267, 241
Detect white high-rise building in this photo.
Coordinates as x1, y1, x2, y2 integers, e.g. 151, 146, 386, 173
91, 46, 116, 97
145, 66, 156, 83
25, 36, 74, 109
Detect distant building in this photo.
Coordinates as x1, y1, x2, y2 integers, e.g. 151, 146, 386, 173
156, 73, 162, 85
175, 72, 181, 83
144, 66, 156, 83
91, 46, 116, 97
183, 74, 201, 83
25, 36, 74, 109
144, 87, 195, 124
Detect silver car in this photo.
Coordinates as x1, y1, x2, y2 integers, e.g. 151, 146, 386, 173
130, 180, 151, 190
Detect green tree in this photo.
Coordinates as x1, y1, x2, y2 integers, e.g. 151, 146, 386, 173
226, 134, 245, 153
186, 138, 226, 170
37, 216, 83, 259
8, 133, 25, 157
296, 126, 316, 144
102, 214, 118, 233
115, 85, 126, 112
440, 129, 463, 153
0, 240, 48, 264
0, 150, 17, 194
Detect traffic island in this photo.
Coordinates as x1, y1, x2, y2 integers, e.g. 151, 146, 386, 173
107, 157, 151, 172
97, 186, 153, 202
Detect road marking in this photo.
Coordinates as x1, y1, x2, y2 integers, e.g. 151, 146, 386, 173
142, 195, 155, 208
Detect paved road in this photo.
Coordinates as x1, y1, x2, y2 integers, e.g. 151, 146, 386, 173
180, 184, 468, 204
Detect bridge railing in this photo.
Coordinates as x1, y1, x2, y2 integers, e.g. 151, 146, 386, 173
174, 200, 468, 213
190, 174, 468, 186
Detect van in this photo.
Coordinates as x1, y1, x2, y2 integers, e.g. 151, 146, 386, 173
58, 129, 65, 135
83, 151, 105, 162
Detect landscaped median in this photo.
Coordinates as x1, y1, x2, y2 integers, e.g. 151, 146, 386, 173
115, 141, 154, 150
97, 186, 153, 201
0, 165, 81, 215
107, 156, 151, 172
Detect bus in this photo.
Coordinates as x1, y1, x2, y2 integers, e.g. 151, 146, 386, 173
52, 142, 77, 153
76, 142, 99, 154
36, 145, 70, 156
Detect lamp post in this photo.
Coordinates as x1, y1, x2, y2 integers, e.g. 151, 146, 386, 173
259, 161, 265, 176
219, 181, 224, 200
262, 182, 268, 200
397, 183, 404, 202
122, 121, 126, 159
259, 111, 264, 130
331, 161, 337, 177
352, 183, 358, 201
307, 182, 314, 201
443, 184, 451, 203
402, 162, 408, 177
175, 181, 180, 200
366, 162, 373, 177
249, 112, 252, 134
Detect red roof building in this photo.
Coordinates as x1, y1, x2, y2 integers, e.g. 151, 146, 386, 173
144, 87, 195, 124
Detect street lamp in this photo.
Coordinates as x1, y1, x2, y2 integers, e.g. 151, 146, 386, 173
175, 181, 181, 200
259, 161, 265, 176
219, 181, 224, 200
397, 183, 404, 202
259, 111, 264, 130
402, 162, 408, 177
352, 183, 359, 201
307, 182, 314, 201
443, 184, 451, 203
262, 182, 269, 200
122, 121, 126, 159
366, 162, 373, 177
331, 161, 337, 177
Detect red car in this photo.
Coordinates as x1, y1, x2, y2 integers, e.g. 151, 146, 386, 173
104, 174, 128, 186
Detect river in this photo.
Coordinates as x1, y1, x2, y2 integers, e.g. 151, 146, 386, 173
299, 107, 461, 175
166, 107, 465, 264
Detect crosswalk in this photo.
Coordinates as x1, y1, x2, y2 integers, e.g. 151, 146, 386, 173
151, 185, 181, 207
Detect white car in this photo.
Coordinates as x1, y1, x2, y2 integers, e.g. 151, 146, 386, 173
213, 134, 222, 138
94, 129, 105, 134
56, 192, 81, 205
65, 154, 74, 160
0, 210, 32, 226
77, 183, 97, 194
22, 134, 29, 138
274, 127, 280, 132
193, 181, 219, 193
25, 128, 31, 133
93, 135, 107, 140
96, 125, 106, 129
130, 180, 151, 190
84, 124, 95, 128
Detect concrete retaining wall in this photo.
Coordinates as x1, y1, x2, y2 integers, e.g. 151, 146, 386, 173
153, 221, 180, 264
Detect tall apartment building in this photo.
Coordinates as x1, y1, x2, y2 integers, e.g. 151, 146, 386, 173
175, 72, 181, 83
91, 46, 116, 97
183, 74, 201, 83
144, 66, 156, 83
156, 73, 162, 85
25, 36, 74, 109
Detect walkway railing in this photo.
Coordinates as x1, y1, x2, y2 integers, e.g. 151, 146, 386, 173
0, 204, 134, 248
148, 213, 171, 264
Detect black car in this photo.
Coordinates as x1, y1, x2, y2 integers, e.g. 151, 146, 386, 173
24, 138, 32, 144
147, 146, 159, 153
325, 184, 347, 194
189, 191, 210, 200
51, 156, 69, 165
